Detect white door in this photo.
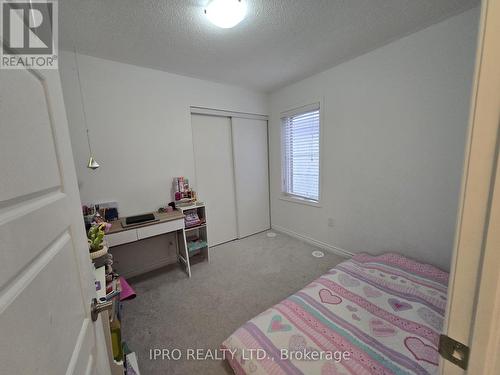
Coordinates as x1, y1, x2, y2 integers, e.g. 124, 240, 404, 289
440, 0, 500, 373
0, 67, 110, 374
191, 114, 238, 246
232, 117, 270, 237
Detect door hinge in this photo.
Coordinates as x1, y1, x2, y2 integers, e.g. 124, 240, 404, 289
438, 334, 470, 370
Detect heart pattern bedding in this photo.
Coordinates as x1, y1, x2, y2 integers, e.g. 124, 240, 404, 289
221, 253, 448, 375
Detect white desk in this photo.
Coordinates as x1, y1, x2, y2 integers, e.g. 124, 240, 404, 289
105, 210, 192, 277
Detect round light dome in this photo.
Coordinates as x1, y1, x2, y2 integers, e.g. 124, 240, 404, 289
205, 0, 247, 29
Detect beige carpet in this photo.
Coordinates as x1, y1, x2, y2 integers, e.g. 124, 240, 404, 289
122, 231, 347, 375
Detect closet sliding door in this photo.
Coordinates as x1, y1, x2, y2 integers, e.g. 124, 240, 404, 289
231, 118, 270, 237
191, 111, 270, 247
191, 114, 238, 246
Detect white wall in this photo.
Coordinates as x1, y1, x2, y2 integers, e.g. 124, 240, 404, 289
268, 8, 479, 271
59, 52, 267, 216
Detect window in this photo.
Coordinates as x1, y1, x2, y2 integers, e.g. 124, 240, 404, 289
281, 103, 320, 202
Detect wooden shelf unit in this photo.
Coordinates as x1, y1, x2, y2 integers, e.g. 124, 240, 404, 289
177, 204, 210, 263
93, 267, 124, 375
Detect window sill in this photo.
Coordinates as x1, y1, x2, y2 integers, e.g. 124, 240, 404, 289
279, 195, 321, 208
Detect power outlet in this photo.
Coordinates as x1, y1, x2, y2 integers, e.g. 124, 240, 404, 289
328, 218, 335, 227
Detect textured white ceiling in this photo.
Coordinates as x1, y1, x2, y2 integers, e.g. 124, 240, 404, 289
60, 0, 479, 92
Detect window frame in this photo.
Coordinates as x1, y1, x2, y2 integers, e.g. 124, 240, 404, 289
280, 102, 322, 207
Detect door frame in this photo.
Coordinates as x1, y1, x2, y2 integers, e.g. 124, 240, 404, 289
467, 137, 500, 374
441, 0, 500, 373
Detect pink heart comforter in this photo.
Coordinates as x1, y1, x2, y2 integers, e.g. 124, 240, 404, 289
222, 253, 448, 375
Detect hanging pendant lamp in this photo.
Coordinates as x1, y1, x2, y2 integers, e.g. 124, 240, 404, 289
74, 48, 100, 170
87, 155, 100, 170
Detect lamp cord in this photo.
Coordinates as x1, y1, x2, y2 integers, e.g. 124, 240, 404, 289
74, 48, 94, 156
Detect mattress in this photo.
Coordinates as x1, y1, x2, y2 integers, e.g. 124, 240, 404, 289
222, 253, 448, 375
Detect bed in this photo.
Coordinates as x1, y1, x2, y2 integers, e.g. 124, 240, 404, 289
222, 253, 448, 375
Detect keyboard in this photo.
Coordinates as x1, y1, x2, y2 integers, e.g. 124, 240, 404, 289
123, 213, 158, 227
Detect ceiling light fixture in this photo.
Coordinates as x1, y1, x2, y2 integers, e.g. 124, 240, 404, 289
204, 0, 247, 29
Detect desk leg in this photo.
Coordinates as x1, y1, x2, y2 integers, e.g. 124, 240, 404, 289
176, 229, 191, 278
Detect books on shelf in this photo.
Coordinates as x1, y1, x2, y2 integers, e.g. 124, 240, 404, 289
187, 237, 208, 252
180, 203, 209, 264
184, 210, 201, 228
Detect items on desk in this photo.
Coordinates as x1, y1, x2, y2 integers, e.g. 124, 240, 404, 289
157, 204, 174, 213
173, 176, 197, 206
174, 176, 189, 194
96, 201, 120, 220
103, 207, 119, 221
82, 204, 95, 216
82, 202, 119, 230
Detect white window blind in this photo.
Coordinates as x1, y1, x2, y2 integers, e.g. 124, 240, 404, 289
281, 104, 320, 201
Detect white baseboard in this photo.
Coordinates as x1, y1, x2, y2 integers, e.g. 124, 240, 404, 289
271, 224, 354, 259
